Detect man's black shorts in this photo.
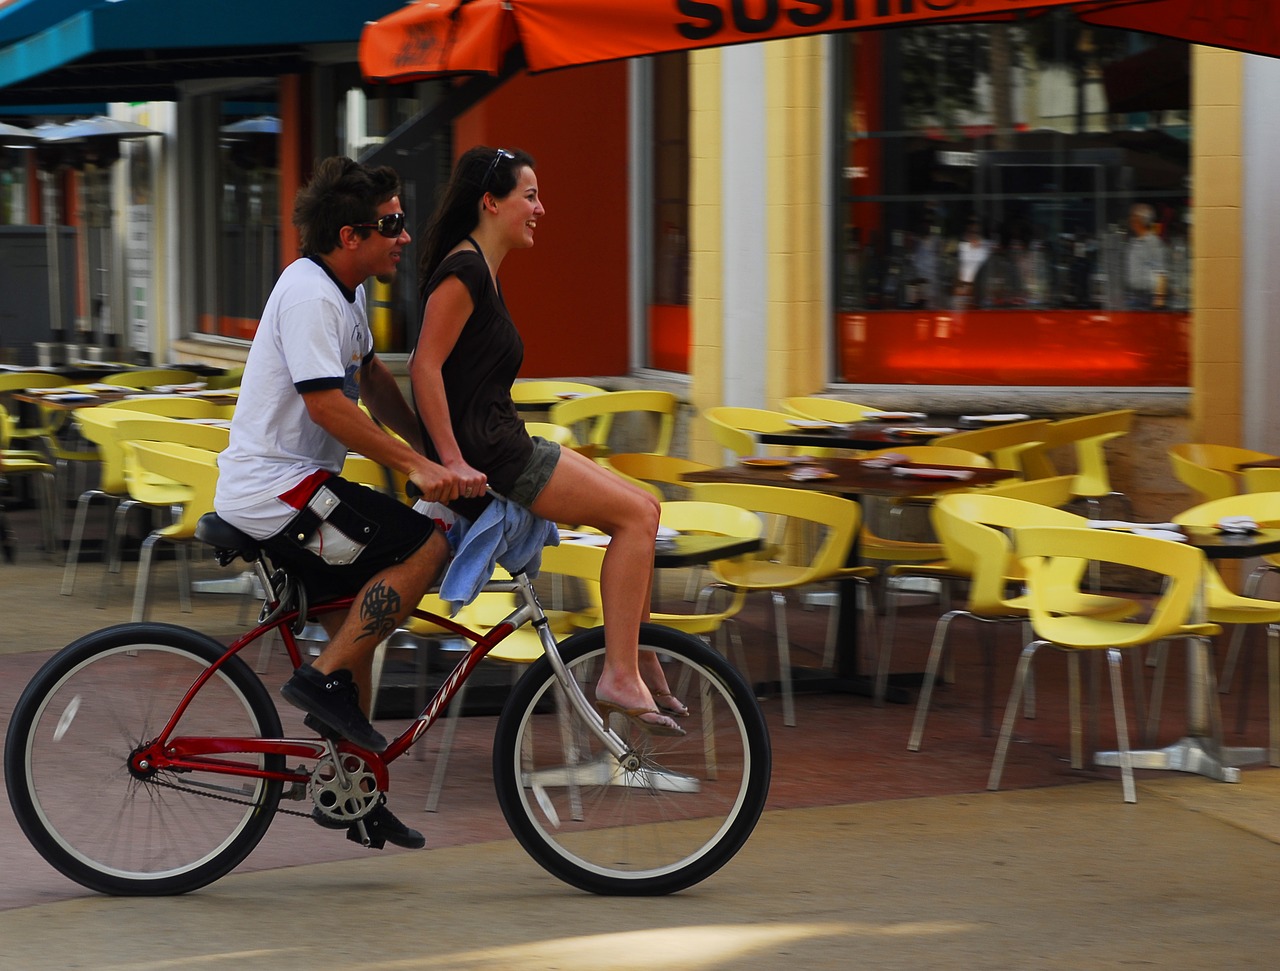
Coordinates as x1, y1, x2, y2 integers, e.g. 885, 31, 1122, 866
261, 474, 437, 604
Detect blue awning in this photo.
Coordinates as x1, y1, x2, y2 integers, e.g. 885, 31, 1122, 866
0, 1, 97, 47
0, 0, 407, 106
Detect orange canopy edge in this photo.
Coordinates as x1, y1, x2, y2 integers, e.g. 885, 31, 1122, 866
360, 0, 1160, 84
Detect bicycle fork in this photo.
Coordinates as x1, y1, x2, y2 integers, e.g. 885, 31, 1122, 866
510, 571, 636, 766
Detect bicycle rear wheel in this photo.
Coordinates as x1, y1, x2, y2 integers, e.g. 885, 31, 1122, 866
5, 623, 283, 895
493, 624, 771, 895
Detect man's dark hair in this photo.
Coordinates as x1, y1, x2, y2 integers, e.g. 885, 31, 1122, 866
294, 156, 402, 256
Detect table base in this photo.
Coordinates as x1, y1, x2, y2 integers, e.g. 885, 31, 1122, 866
1093, 736, 1268, 783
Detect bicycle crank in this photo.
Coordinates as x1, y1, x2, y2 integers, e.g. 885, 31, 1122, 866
310, 745, 382, 825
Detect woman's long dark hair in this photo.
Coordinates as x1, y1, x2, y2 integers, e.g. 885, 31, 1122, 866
417, 145, 535, 304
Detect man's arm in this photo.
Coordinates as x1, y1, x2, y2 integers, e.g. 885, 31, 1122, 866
302, 387, 460, 502
358, 354, 424, 453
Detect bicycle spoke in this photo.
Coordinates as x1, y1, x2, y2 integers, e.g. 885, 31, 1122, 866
6, 625, 282, 895
493, 625, 770, 895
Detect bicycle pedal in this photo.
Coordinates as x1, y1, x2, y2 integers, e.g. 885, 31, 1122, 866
303, 713, 342, 742
348, 820, 385, 850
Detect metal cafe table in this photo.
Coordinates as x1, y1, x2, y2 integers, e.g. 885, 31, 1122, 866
684, 456, 1014, 703
1092, 525, 1280, 784
753, 413, 1037, 452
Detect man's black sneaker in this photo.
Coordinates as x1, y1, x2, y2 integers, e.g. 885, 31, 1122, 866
280, 664, 388, 753
311, 800, 426, 850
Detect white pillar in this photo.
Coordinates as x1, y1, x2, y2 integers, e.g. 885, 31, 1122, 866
721, 45, 768, 408
1242, 54, 1280, 454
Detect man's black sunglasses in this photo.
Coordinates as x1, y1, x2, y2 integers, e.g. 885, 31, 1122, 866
482, 148, 516, 191
351, 212, 406, 238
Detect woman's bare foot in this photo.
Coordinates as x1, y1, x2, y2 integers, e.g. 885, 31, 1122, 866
649, 689, 689, 718
595, 667, 683, 734
638, 650, 688, 716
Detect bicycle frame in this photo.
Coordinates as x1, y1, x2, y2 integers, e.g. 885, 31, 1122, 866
127, 568, 631, 793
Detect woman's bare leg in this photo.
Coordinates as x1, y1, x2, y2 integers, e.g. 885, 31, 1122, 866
530, 448, 680, 725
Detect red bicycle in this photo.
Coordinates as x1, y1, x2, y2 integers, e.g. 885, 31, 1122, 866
5, 514, 771, 897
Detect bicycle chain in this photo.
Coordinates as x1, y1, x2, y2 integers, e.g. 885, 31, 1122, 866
145, 774, 314, 818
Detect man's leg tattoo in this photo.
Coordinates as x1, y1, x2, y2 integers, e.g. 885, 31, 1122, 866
358, 579, 402, 642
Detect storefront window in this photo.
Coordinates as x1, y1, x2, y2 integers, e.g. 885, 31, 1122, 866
837, 13, 1191, 386
200, 108, 280, 340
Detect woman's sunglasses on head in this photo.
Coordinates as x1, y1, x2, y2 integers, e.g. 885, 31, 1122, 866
482, 148, 516, 191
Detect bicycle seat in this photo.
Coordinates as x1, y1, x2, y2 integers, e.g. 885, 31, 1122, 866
196, 512, 263, 564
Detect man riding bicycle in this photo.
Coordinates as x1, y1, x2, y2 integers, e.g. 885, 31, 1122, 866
215, 156, 464, 849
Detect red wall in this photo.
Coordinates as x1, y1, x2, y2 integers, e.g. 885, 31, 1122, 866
457, 62, 630, 377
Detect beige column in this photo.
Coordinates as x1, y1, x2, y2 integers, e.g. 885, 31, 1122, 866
763, 36, 827, 405
1192, 45, 1244, 445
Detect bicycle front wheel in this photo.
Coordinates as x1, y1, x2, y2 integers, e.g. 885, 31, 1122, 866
4, 623, 283, 895
493, 624, 771, 895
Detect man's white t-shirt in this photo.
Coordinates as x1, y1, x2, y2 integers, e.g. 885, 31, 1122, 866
215, 257, 373, 539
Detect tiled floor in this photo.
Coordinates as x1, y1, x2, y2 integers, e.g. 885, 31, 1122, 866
1, 494, 1276, 902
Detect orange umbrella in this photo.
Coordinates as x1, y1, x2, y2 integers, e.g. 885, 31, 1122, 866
360, 0, 1145, 83
1081, 0, 1280, 56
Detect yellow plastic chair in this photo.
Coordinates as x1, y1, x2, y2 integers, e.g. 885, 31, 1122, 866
510, 380, 605, 408
59, 408, 143, 594
123, 440, 221, 622
604, 452, 711, 502
904, 493, 1139, 746
0, 403, 59, 557
930, 419, 1051, 478
855, 446, 1002, 683
1243, 467, 1280, 494
523, 420, 580, 448
1172, 492, 1280, 757
780, 397, 880, 423
686, 482, 877, 727
1169, 443, 1277, 504
1039, 410, 1135, 516
0, 372, 70, 449
205, 366, 244, 390
112, 415, 230, 454
340, 452, 400, 497
101, 418, 228, 610
989, 526, 1221, 803
97, 395, 225, 419
549, 389, 679, 458
702, 406, 795, 461
981, 473, 1078, 508
60, 411, 225, 587
97, 368, 201, 390
858, 444, 994, 560
37, 387, 112, 505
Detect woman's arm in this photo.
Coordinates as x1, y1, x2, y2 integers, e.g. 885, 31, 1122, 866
410, 274, 488, 494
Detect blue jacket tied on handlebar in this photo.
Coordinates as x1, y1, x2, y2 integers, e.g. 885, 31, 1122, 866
438, 496, 560, 613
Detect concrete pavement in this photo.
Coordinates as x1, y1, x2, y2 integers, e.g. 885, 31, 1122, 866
3, 506, 1280, 968
2, 775, 1280, 970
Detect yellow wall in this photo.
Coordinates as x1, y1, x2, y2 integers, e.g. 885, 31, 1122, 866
1192, 45, 1244, 445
